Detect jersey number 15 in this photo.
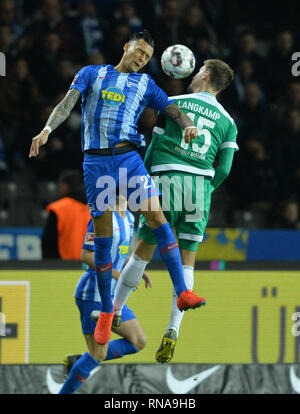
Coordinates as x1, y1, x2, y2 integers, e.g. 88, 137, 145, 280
180, 113, 215, 160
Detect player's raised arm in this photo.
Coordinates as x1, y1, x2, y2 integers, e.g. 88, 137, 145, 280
146, 77, 197, 144
28, 88, 80, 158
163, 103, 198, 144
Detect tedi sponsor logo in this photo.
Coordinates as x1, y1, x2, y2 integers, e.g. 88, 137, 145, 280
102, 87, 125, 107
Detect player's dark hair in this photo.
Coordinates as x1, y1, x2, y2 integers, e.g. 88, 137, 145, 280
129, 30, 154, 48
204, 59, 234, 92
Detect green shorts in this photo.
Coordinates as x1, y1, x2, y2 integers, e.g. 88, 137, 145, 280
138, 171, 213, 252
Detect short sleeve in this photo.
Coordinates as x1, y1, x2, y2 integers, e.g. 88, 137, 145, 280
220, 121, 239, 151
69, 66, 92, 95
146, 77, 175, 112
82, 219, 95, 251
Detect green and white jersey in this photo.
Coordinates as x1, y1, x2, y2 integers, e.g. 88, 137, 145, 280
145, 91, 238, 178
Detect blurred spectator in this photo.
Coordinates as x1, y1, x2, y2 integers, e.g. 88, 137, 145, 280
270, 81, 300, 125
27, 100, 82, 179
0, 57, 39, 168
85, 52, 106, 66
55, 58, 76, 93
272, 200, 300, 229
192, 34, 216, 73
42, 170, 90, 259
24, 0, 76, 58
274, 108, 300, 199
135, 0, 160, 27
61, 0, 120, 20
0, 0, 24, 39
29, 31, 67, 99
179, 3, 217, 51
271, 80, 300, 128
230, 136, 279, 212
220, 59, 256, 108
234, 82, 267, 139
102, 22, 131, 65
265, 29, 295, 99
0, 25, 14, 54
0, 57, 39, 120
113, 1, 143, 33
68, 0, 104, 61
229, 30, 263, 70
25, 0, 64, 37
27, 104, 64, 178
150, 0, 182, 58
201, 0, 233, 44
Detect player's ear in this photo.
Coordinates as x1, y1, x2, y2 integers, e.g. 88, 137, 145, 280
124, 42, 130, 52
202, 70, 210, 80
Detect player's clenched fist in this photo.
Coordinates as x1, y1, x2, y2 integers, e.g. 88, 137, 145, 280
183, 126, 198, 143
29, 130, 49, 157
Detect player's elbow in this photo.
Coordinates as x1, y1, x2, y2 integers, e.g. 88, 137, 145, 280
218, 165, 231, 180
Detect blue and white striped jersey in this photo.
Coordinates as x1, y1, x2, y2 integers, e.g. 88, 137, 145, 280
69, 64, 174, 151
75, 210, 135, 302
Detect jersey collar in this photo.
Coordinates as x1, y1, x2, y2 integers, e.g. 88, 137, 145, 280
198, 91, 216, 99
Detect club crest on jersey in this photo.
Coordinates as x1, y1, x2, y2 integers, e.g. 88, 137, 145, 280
84, 232, 94, 245
101, 87, 125, 107
126, 78, 139, 88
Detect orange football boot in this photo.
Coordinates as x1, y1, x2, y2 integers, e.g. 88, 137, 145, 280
176, 289, 206, 311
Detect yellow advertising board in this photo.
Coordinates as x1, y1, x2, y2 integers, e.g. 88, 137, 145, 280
0, 281, 30, 363
196, 229, 248, 261
0, 269, 300, 364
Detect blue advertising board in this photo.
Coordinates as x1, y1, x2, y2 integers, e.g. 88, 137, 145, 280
0, 228, 300, 261
0, 228, 43, 260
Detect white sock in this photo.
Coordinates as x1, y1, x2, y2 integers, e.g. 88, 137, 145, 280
113, 254, 149, 315
167, 265, 194, 338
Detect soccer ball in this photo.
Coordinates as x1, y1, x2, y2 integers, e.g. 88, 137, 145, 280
161, 44, 196, 79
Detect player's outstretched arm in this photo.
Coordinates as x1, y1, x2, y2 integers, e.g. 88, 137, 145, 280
211, 148, 235, 191
28, 88, 80, 158
163, 103, 198, 143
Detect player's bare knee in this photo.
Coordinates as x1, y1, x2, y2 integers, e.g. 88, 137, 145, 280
132, 333, 147, 351
91, 345, 107, 362
143, 210, 166, 229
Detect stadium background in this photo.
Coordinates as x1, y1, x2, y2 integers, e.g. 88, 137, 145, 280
0, 0, 300, 394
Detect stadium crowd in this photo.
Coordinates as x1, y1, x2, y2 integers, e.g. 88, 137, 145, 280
0, 0, 300, 229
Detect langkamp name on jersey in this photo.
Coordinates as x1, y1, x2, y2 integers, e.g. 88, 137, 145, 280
102, 87, 126, 107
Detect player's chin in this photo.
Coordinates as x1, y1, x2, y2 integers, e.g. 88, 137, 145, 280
132, 62, 141, 72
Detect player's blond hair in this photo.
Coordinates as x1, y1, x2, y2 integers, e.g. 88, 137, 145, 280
204, 59, 234, 92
